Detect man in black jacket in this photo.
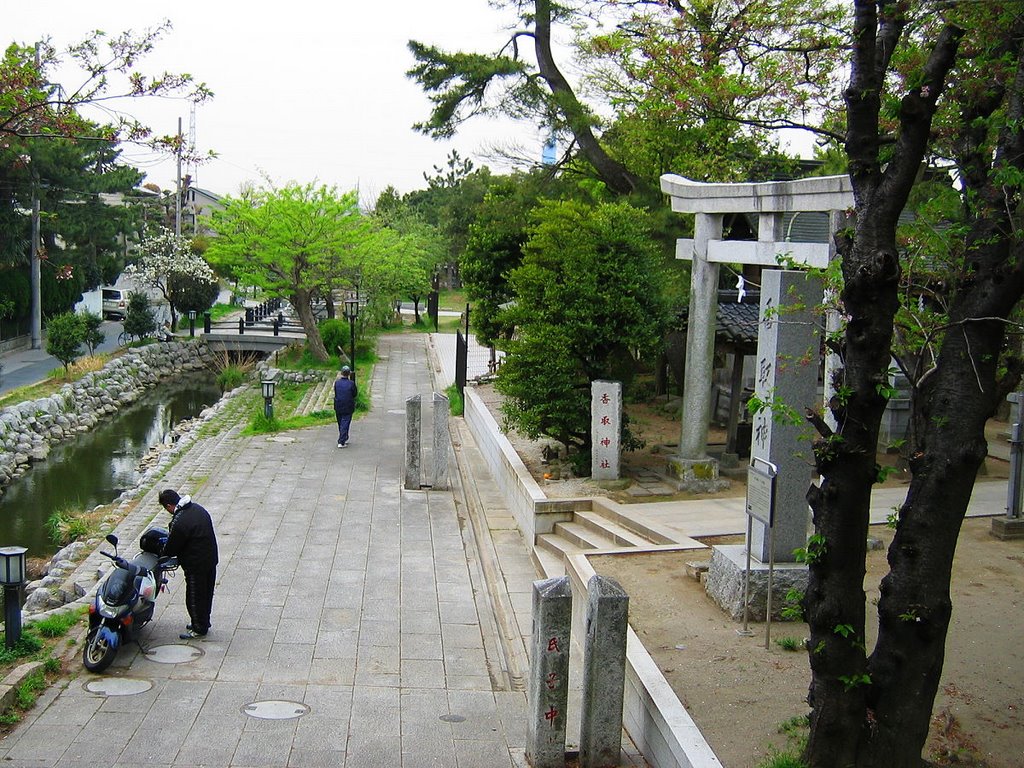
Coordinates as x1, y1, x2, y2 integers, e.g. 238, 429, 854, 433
159, 488, 219, 640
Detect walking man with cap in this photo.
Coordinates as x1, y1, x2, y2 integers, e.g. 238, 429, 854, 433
334, 365, 358, 448
159, 489, 218, 639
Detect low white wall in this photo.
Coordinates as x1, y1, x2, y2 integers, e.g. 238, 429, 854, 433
565, 554, 723, 768
463, 386, 724, 768
464, 387, 547, 542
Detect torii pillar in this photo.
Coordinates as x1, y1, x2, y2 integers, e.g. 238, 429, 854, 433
659, 174, 854, 491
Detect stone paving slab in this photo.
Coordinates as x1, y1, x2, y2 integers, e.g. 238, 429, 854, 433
0, 334, 529, 768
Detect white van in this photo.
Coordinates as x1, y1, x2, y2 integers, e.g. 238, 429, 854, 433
102, 288, 129, 319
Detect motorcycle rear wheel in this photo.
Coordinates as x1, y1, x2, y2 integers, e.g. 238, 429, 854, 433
82, 626, 117, 673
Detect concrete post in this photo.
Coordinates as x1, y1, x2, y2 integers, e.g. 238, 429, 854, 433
432, 392, 449, 490
526, 577, 572, 768
579, 575, 628, 768
405, 394, 421, 490
591, 381, 622, 480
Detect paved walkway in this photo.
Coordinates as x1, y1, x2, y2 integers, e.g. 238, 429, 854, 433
0, 334, 530, 768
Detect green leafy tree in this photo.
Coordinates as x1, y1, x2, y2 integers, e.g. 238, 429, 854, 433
372, 195, 447, 321
44, 312, 83, 374
496, 200, 667, 455
0, 28, 211, 267
205, 184, 372, 361
461, 169, 576, 348
122, 291, 155, 342
403, 151, 494, 283
79, 310, 104, 355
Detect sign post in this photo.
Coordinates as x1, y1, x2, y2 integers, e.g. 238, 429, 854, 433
743, 457, 777, 647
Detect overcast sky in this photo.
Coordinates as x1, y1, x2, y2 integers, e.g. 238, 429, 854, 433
7, 1, 547, 204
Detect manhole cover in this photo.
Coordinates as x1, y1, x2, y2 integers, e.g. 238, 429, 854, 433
83, 677, 153, 696
242, 700, 310, 720
439, 714, 466, 723
144, 644, 204, 664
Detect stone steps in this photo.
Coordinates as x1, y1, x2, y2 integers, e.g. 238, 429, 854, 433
531, 496, 712, 579
295, 377, 334, 416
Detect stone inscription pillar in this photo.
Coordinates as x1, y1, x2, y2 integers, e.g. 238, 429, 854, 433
579, 575, 629, 768
591, 380, 622, 480
750, 269, 822, 562
432, 392, 449, 490
526, 577, 572, 768
404, 394, 421, 490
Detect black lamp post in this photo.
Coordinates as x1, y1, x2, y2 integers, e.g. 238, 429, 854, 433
343, 298, 360, 378
0, 546, 27, 650
261, 379, 276, 420
188, 310, 196, 338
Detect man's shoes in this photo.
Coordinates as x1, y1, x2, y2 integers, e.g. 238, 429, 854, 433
179, 628, 207, 640
337, 442, 343, 448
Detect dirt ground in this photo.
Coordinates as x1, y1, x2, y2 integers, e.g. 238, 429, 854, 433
473, 383, 1023, 767
593, 517, 1024, 768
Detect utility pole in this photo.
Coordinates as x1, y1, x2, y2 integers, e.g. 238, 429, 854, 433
30, 181, 41, 350
174, 116, 182, 237
29, 43, 42, 350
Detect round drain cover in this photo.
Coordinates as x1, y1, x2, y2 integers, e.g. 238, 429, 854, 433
242, 700, 310, 720
84, 677, 153, 696
439, 714, 466, 723
144, 644, 204, 664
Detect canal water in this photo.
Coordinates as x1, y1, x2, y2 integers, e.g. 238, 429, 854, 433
0, 374, 222, 558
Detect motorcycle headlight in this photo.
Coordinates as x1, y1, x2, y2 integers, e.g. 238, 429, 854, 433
98, 601, 123, 619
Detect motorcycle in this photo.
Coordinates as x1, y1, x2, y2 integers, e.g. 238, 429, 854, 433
83, 526, 179, 673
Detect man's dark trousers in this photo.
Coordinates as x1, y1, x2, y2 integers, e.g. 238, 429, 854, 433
184, 565, 216, 634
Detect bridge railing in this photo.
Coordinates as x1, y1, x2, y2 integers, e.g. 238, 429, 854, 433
202, 297, 308, 337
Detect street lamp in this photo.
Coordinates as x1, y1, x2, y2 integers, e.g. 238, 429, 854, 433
0, 546, 27, 650
188, 310, 197, 338
343, 298, 360, 378
261, 379, 276, 420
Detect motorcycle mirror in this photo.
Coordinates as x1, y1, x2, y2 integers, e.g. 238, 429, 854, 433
105, 534, 118, 548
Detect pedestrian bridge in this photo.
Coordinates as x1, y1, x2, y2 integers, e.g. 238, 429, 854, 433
201, 329, 305, 355
191, 299, 314, 355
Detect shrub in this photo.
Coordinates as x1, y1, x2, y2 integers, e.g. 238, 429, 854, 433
44, 312, 84, 375
318, 318, 349, 360
79, 311, 105, 354
122, 291, 156, 341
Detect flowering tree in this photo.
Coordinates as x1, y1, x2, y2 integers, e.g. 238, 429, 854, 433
126, 227, 216, 331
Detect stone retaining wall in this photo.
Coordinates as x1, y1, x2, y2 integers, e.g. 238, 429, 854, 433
0, 340, 214, 496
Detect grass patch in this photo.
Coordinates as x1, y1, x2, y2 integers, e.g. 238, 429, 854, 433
240, 362, 374, 436
438, 289, 468, 311
445, 383, 464, 416
44, 504, 108, 547
0, 612, 81, 729
774, 636, 805, 652
208, 302, 239, 322
756, 715, 810, 768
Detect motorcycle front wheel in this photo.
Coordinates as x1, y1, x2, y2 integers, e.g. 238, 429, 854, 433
82, 626, 117, 673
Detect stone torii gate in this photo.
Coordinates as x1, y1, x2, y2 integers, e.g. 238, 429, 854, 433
660, 174, 854, 488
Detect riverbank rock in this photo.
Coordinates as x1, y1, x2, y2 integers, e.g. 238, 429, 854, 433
0, 341, 214, 496
17, 376, 246, 618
